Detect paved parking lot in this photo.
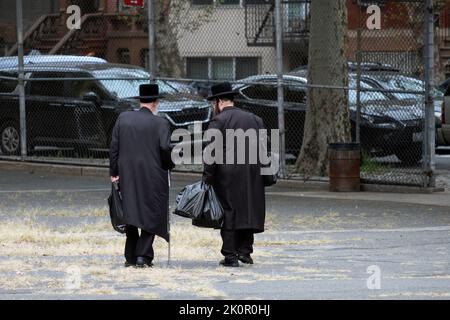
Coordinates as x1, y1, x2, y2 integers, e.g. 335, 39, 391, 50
0, 168, 449, 299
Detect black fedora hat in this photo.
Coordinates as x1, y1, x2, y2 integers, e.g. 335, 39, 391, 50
131, 83, 164, 102
206, 82, 238, 101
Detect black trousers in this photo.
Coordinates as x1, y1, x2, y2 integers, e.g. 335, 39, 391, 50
220, 228, 254, 260
125, 225, 155, 264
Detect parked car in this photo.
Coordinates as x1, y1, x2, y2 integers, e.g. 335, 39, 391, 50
361, 71, 446, 148
291, 61, 400, 74
0, 55, 107, 69
189, 81, 214, 99
438, 83, 450, 147
0, 61, 211, 156
233, 73, 425, 164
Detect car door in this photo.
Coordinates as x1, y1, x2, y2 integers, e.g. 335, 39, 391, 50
237, 83, 279, 131
0, 71, 21, 155
26, 71, 71, 149
237, 81, 307, 157
65, 72, 108, 150
283, 83, 307, 155
443, 90, 450, 144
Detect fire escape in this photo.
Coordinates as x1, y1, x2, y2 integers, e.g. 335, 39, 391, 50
245, 0, 311, 47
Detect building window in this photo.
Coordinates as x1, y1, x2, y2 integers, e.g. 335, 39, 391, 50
212, 58, 234, 80
191, 0, 241, 5
220, 0, 241, 5
140, 49, 149, 69
186, 57, 259, 80
191, 0, 214, 5
186, 58, 209, 79
117, 48, 130, 65
236, 57, 259, 79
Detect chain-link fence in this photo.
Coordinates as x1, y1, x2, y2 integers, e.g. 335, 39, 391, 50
0, 0, 441, 187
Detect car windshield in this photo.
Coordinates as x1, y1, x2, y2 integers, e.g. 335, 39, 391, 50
348, 77, 389, 104
374, 75, 444, 100
370, 75, 426, 100
92, 68, 177, 98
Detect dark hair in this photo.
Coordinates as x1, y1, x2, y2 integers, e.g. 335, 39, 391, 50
217, 95, 235, 103
141, 98, 157, 103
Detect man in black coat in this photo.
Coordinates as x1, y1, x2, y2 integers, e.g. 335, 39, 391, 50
110, 84, 174, 268
203, 83, 266, 267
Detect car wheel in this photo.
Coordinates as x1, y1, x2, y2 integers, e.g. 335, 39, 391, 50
0, 121, 20, 156
395, 143, 422, 165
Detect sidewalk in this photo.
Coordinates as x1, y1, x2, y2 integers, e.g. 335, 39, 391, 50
1, 160, 449, 208
266, 189, 450, 208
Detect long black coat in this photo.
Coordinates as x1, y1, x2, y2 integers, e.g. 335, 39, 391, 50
109, 108, 174, 242
203, 107, 266, 233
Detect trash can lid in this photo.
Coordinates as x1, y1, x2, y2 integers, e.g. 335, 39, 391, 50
329, 143, 360, 151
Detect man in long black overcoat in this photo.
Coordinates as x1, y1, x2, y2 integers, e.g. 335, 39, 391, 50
203, 83, 266, 267
110, 83, 174, 268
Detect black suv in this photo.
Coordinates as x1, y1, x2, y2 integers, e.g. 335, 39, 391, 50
0, 61, 211, 155
234, 73, 425, 164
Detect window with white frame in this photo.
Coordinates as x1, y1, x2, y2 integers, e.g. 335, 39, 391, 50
186, 57, 259, 80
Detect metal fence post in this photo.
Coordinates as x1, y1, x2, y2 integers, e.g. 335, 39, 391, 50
423, 0, 435, 188
275, 0, 286, 177
16, 0, 27, 159
148, 0, 157, 82
356, 25, 362, 145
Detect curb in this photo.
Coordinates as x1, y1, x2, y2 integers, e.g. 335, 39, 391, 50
0, 160, 444, 194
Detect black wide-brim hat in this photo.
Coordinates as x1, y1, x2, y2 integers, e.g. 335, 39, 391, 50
131, 83, 164, 101
207, 82, 238, 101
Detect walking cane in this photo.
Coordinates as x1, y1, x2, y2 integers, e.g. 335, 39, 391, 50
167, 170, 171, 266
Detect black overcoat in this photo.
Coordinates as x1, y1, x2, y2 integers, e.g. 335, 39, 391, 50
109, 108, 174, 242
203, 107, 266, 233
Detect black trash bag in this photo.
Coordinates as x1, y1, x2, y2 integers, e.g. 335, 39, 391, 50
174, 181, 224, 229
192, 185, 224, 229
261, 153, 279, 187
107, 181, 127, 234
173, 181, 207, 219
262, 170, 278, 187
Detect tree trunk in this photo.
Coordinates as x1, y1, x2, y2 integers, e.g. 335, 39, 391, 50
155, 0, 184, 77
434, 1, 449, 83
294, 0, 350, 177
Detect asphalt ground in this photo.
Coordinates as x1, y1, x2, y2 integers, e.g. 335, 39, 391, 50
0, 169, 449, 299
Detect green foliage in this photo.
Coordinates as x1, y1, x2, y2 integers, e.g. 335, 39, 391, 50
360, 151, 391, 174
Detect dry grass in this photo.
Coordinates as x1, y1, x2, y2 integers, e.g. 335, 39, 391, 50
0, 218, 233, 298
0, 214, 361, 299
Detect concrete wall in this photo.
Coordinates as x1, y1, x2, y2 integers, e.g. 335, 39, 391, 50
177, 6, 278, 75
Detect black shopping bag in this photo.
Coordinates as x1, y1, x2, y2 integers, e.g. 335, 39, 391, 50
107, 181, 127, 234
173, 181, 208, 219
174, 181, 224, 229
192, 185, 224, 229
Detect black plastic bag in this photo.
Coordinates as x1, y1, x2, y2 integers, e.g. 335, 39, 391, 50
107, 181, 127, 234
174, 181, 223, 228
173, 181, 207, 219
192, 185, 224, 229
262, 171, 278, 187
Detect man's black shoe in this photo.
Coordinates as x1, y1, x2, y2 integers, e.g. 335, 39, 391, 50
136, 256, 153, 268
124, 261, 135, 268
220, 259, 239, 267
238, 254, 254, 264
